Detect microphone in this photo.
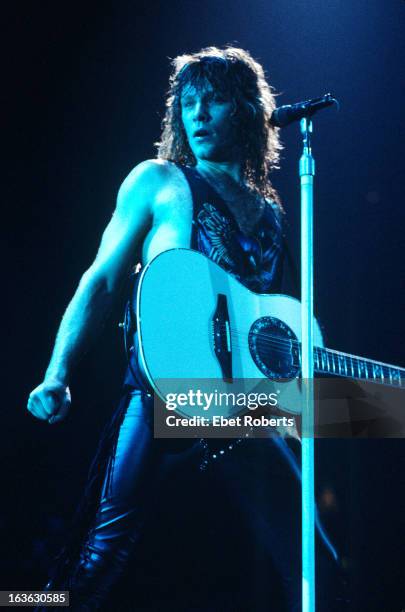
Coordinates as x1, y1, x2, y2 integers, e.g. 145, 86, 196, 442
270, 93, 338, 128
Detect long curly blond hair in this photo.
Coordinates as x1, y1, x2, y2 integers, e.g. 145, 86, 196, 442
156, 46, 283, 207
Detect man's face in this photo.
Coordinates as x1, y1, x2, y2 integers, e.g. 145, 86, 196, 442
181, 82, 238, 162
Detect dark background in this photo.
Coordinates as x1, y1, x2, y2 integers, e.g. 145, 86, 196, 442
2, 1, 405, 610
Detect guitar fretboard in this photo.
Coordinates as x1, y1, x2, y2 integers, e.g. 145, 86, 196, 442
294, 345, 405, 388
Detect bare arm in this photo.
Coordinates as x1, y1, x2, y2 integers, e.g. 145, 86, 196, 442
27, 160, 160, 423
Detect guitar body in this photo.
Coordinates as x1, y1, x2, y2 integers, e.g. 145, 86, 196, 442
136, 248, 324, 417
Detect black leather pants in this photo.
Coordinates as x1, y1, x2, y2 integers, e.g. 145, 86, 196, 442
61, 389, 165, 610
40, 388, 340, 611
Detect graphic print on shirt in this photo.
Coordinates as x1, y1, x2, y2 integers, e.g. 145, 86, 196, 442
195, 200, 283, 293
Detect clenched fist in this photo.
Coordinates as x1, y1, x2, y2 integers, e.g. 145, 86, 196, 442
27, 379, 71, 424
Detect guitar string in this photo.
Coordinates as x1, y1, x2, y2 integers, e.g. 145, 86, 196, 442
229, 331, 342, 360
229, 329, 403, 371
222, 338, 402, 385
224, 331, 403, 379
229, 336, 329, 372
231, 328, 394, 372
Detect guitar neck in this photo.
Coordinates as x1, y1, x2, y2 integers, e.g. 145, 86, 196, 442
302, 345, 405, 388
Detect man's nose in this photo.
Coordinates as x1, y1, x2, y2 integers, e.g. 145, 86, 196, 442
193, 101, 210, 122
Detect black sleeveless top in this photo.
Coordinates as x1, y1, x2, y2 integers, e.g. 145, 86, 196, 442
181, 165, 284, 293
124, 164, 284, 389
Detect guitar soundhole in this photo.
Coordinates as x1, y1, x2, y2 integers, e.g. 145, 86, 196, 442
249, 316, 299, 380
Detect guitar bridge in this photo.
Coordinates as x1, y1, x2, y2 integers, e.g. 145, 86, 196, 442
212, 293, 233, 382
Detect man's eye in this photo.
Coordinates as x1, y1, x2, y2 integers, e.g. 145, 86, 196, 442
182, 100, 193, 108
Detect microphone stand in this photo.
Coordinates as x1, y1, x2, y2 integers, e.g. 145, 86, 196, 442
300, 116, 316, 612
271, 92, 337, 612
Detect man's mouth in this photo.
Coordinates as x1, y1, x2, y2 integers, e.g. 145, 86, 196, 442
194, 129, 210, 139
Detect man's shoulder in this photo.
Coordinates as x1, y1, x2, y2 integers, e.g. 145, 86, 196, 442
117, 160, 191, 213
120, 159, 184, 191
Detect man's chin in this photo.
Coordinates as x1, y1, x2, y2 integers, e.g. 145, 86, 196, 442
193, 146, 229, 163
